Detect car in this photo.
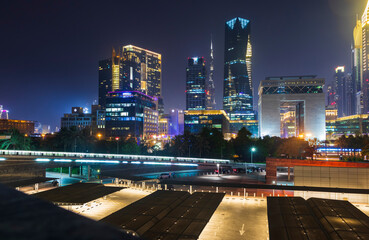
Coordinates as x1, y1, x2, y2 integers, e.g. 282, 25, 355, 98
158, 173, 170, 179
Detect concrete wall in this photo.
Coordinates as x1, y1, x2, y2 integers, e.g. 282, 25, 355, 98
259, 93, 325, 140
294, 165, 369, 203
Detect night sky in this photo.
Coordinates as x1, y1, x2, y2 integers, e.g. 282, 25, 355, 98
0, 0, 366, 129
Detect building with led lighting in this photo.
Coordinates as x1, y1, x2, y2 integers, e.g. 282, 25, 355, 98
184, 110, 230, 135
158, 116, 169, 136
143, 108, 158, 140
98, 49, 121, 108
169, 109, 184, 136
0, 119, 34, 135
353, 18, 362, 115
258, 75, 325, 140
186, 57, 207, 110
229, 120, 258, 138
105, 91, 157, 139
121, 45, 161, 97
326, 85, 335, 107
326, 114, 369, 139
0, 105, 9, 120
362, 1, 369, 113
98, 45, 163, 113
206, 37, 216, 110
333, 67, 355, 117
61, 106, 100, 132
223, 17, 254, 121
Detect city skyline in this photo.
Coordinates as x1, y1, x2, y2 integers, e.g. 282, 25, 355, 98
0, 0, 365, 129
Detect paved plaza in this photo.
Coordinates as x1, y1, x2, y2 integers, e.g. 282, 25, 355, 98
199, 196, 269, 240
65, 188, 150, 220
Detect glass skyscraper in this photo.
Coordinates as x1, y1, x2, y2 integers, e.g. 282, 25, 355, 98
223, 17, 253, 120
98, 45, 162, 112
362, 1, 369, 113
121, 45, 162, 98
98, 49, 121, 108
186, 57, 207, 110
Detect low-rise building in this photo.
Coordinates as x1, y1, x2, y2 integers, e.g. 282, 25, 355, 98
184, 110, 230, 135
326, 114, 369, 139
61, 107, 94, 131
0, 119, 34, 135
229, 120, 259, 138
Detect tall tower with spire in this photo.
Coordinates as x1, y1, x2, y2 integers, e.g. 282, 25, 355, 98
206, 36, 216, 110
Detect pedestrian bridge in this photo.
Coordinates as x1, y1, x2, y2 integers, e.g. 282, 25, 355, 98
0, 150, 232, 166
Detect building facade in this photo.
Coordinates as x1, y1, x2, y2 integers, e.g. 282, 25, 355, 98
184, 110, 230, 135
61, 107, 97, 132
353, 19, 362, 115
326, 114, 369, 139
223, 17, 254, 120
362, 1, 369, 113
229, 120, 258, 138
105, 91, 156, 139
169, 109, 184, 136
120, 45, 162, 99
143, 108, 159, 140
98, 49, 121, 108
206, 37, 216, 110
186, 57, 207, 110
0, 119, 34, 135
258, 76, 325, 140
99, 45, 162, 113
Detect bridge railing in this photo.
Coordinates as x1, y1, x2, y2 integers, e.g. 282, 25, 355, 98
0, 150, 232, 164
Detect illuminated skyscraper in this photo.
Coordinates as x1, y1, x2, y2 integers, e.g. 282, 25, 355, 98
223, 17, 253, 120
334, 66, 346, 117
186, 57, 207, 110
121, 45, 162, 98
98, 48, 121, 108
353, 19, 362, 92
362, 1, 369, 113
206, 36, 216, 110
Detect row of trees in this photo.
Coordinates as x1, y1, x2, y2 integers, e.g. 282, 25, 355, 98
0, 127, 313, 163
158, 128, 311, 162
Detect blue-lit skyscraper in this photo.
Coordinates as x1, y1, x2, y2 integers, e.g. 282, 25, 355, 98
223, 17, 253, 120
186, 57, 207, 110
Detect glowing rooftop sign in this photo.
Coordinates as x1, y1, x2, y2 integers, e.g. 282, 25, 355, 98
226, 17, 249, 29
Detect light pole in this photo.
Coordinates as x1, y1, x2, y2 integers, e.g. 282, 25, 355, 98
250, 147, 256, 165
217, 164, 219, 176
115, 137, 120, 154
97, 133, 102, 140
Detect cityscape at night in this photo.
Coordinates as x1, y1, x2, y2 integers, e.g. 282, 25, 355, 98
2, 0, 369, 239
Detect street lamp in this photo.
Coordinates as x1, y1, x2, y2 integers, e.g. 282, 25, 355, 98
97, 133, 102, 140
115, 137, 120, 154
217, 163, 220, 176
250, 147, 256, 165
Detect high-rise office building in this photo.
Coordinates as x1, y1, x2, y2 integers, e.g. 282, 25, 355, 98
333, 67, 356, 117
0, 105, 9, 120
362, 1, 369, 113
334, 66, 346, 117
186, 57, 207, 110
258, 75, 325, 140
206, 37, 216, 110
345, 73, 356, 116
121, 45, 162, 98
98, 49, 121, 108
327, 84, 336, 107
353, 19, 362, 94
223, 17, 253, 120
98, 45, 162, 112
105, 91, 157, 139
